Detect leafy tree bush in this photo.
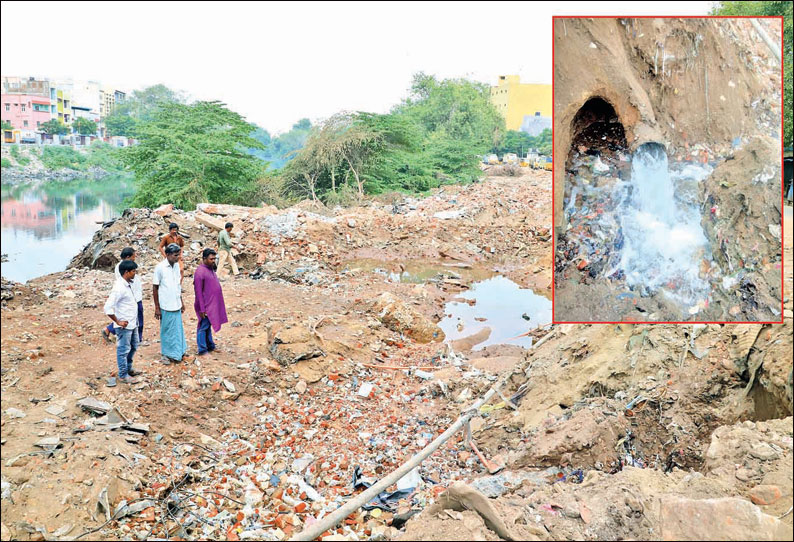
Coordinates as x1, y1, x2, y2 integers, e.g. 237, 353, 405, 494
72, 117, 98, 135
41, 146, 87, 169
40, 119, 69, 135
123, 101, 266, 209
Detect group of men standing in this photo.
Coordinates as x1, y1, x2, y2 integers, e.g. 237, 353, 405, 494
102, 222, 237, 384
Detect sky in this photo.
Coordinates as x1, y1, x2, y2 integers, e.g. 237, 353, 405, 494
1, 1, 715, 134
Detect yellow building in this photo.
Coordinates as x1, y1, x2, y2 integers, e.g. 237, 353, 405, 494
490, 75, 551, 131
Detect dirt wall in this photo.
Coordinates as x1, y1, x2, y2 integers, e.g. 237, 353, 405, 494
554, 17, 782, 231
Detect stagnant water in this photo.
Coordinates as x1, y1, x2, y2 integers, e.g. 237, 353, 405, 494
618, 143, 711, 307
439, 276, 552, 350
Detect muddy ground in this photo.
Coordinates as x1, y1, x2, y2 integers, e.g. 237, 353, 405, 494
1, 169, 792, 541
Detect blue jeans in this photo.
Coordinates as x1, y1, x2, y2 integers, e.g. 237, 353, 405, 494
197, 316, 215, 354
108, 301, 144, 341
116, 327, 139, 378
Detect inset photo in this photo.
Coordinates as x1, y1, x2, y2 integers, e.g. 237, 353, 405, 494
553, 16, 784, 322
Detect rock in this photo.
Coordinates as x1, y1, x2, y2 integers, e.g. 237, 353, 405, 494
749, 443, 779, 461
153, 203, 174, 216
659, 496, 791, 541
180, 378, 199, 391
44, 405, 65, 417
4, 408, 26, 419
370, 292, 445, 343
749, 485, 782, 506
450, 328, 492, 352
194, 211, 225, 231
77, 397, 112, 415
222, 380, 236, 393
199, 433, 222, 448
295, 380, 307, 394
347, 218, 356, 228
34, 436, 61, 448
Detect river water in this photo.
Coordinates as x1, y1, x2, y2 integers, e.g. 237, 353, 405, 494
1, 175, 135, 283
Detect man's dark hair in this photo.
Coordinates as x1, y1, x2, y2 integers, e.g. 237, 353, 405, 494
169, 222, 179, 231
165, 243, 181, 255
225, 222, 233, 229
119, 260, 138, 275
120, 247, 135, 259
203, 248, 217, 259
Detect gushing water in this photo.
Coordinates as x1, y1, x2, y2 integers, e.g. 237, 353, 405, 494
619, 143, 710, 306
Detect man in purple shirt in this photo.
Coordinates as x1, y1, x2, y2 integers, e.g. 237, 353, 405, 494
193, 248, 228, 355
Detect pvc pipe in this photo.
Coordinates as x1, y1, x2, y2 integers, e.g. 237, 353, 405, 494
290, 330, 557, 540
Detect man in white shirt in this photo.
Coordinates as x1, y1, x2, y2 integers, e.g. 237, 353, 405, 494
153, 243, 188, 364
104, 259, 141, 384
103, 247, 145, 344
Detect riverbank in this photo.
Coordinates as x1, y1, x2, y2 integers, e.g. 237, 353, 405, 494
1, 143, 124, 186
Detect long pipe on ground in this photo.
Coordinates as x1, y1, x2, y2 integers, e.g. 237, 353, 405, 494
749, 18, 781, 64
290, 330, 557, 541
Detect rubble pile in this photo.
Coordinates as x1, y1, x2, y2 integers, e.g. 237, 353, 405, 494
2, 167, 792, 541
70, 171, 554, 292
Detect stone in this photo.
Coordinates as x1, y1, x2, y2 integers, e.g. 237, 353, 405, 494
749, 443, 779, 461
180, 378, 199, 391
659, 496, 791, 541
44, 405, 65, 417
749, 485, 782, 506
369, 292, 445, 343
295, 380, 307, 394
4, 408, 25, 419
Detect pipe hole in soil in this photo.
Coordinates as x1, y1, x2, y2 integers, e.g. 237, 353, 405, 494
560, 96, 719, 318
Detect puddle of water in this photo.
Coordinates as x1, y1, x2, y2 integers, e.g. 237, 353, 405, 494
342, 259, 496, 284
438, 275, 552, 351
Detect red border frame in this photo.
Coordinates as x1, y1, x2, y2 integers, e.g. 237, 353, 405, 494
551, 15, 786, 325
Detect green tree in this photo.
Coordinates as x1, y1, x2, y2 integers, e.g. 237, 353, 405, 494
40, 119, 69, 135
123, 101, 267, 209
104, 113, 137, 137
72, 117, 98, 135
1, 120, 12, 130
397, 72, 505, 148
104, 84, 187, 137
711, 1, 793, 145
498, 130, 534, 155
261, 119, 313, 169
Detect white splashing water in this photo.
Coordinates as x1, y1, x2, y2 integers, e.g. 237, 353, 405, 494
619, 143, 711, 305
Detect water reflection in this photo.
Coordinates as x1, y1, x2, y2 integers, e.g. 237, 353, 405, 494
1, 176, 135, 283
439, 275, 552, 350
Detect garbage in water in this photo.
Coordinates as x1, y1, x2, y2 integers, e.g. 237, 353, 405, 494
559, 141, 718, 317
618, 143, 711, 307
438, 276, 551, 350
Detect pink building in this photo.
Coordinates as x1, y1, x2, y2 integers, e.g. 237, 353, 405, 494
1, 93, 52, 131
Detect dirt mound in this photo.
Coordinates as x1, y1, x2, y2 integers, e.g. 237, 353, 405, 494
700, 137, 783, 320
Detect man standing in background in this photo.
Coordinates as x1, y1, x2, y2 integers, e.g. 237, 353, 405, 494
102, 247, 144, 344
153, 243, 188, 364
159, 223, 185, 281
103, 259, 141, 384
193, 248, 228, 355
217, 222, 239, 278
